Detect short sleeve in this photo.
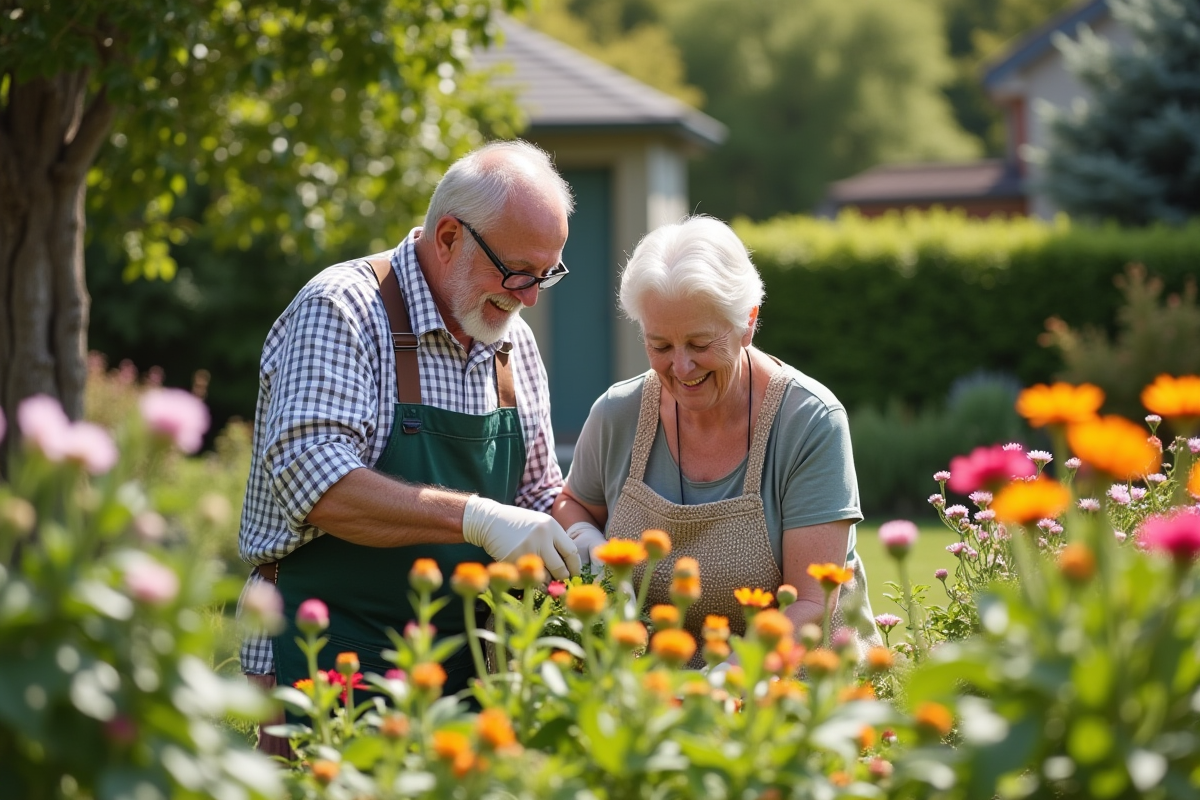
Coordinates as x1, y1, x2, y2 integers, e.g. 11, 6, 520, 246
778, 399, 862, 531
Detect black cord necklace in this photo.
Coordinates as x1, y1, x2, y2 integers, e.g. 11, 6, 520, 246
676, 349, 752, 504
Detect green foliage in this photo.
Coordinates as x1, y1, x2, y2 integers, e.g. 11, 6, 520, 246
735, 210, 1200, 413
1043, 0, 1200, 224
3, 0, 527, 279
663, 0, 979, 218
851, 373, 1033, 516
1043, 264, 1200, 421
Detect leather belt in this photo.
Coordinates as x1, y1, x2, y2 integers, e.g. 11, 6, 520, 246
257, 561, 279, 584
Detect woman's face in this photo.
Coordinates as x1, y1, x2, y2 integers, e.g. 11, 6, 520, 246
641, 294, 753, 415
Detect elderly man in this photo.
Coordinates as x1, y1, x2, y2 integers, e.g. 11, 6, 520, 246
238, 140, 580, 753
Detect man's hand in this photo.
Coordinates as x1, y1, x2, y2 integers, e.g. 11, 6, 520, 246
566, 521, 607, 566
462, 496, 582, 580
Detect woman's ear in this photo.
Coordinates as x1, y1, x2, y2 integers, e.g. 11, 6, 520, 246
744, 307, 760, 345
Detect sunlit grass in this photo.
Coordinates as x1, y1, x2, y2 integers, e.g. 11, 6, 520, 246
856, 522, 959, 618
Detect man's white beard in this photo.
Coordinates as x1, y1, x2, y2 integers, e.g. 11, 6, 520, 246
446, 256, 520, 345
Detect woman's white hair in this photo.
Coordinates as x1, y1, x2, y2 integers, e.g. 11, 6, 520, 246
424, 140, 574, 235
619, 215, 765, 333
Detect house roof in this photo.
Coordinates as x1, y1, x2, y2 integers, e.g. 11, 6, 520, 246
826, 160, 1025, 205
473, 15, 727, 149
981, 0, 1110, 91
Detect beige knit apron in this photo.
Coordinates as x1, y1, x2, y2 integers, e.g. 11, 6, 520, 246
607, 370, 881, 667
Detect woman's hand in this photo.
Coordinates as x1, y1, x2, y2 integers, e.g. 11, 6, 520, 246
566, 521, 607, 565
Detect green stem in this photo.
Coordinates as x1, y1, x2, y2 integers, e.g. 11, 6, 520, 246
634, 557, 660, 618
462, 597, 489, 694
898, 559, 925, 661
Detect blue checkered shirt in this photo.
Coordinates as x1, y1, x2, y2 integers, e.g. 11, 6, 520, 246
238, 230, 563, 674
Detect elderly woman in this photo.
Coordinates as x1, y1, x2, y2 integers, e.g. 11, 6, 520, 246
552, 216, 879, 660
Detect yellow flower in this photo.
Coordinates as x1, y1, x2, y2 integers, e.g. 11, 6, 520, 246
610, 621, 648, 649
594, 539, 648, 569
411, 662, 447, 691
451, 563, 490, 596
476, 708, 517, 751
650, 603, 680, 628
1016, 382, 1104, 427
806, 563, 853, 590
565, 584, 607, 617
641, 529, 672, 559
650, 629, 697, 666
734, 587, 774, 608
515, 554, 546, 585
914, 702, 954, 738
752, 609, 794, 647
409, 558, 443, 592
1068, 415, 1161, 480
991, 477, 1071, 525
1057, 543, 1097, 585
1141, 374, 1200, 419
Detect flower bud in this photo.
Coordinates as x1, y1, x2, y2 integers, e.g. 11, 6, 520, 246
409, 558, 443, 593
296, 598, 330, 635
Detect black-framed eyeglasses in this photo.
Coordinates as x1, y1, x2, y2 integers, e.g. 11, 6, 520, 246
454, 216, 569, 290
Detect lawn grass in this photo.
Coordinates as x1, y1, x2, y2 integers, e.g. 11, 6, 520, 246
856, 522, 960, 619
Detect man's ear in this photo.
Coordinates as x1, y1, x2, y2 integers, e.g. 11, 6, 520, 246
432, 215, 461, 265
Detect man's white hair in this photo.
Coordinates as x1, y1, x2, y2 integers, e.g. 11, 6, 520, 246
619, 215, 765, 334
424, 140, 574, 235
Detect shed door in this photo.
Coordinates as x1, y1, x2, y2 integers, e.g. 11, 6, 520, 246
551, 168, 613, 445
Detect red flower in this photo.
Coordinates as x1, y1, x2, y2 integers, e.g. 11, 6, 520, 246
947, 445, 1036, 494
547, 581, 566, 599
1138, 508, 1200, 564
321, 668, 368, 702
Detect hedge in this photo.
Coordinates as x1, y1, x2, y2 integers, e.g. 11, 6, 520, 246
735, 209, 1200, 413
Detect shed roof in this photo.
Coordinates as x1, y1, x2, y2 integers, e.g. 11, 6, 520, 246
981, 0, 1110, 92
473, 15, 727, 149
827, 160, 1024, 205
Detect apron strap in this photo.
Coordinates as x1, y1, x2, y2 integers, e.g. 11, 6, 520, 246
627, 371, 662, 482
495, 347, 516, 409
367, 256, 421, 405
742, 369, 790, 496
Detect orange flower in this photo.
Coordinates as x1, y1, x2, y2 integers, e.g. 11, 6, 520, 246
641, 529, 672, 559
486, 561, 519, 591
433, 729, 471, 761
1068, 415, 1161, 480
859, 725, 877, 751
703, 614, 730, 641
765, 679, 806, 703
752, 609, 794, 647
594, 539, 647, 569
451, 563, 490, 596
775, 584, 798, 606
734, 587, 774, 608
1016, 382, 1104, 427
802, 648, 841, 677
650, 629, 697, 665
1057, 543, 1096, 584
410, 558, 443, 592
335, 651, 360, 675
549, 650, 575, 669
515, 554, 546, 585
293, 677, 314, 694
565, 584, 607, 617
1190, 462, 1200, 499
610, 620, 648, 649
702, 637, 731, 663
643, 670, 672, 695
914, 701, 954, 737
673, 556, 700, 579
649, 604, 681, 628
1141, 374, 1200, 419
991, 476, 1071, 525
310, 759, 339, 785
476, 709, 517, 750
839, 683, 876, 702
380, 712, 409, 739
830, 771, 852, 787
671, 574, 702, 603
411, 662, 447, 691
806, 563, 853, 590
865, 646, 895, 673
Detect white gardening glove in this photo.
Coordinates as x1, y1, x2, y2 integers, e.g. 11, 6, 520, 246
566, 521, 608, 566
461, 495, 582, 580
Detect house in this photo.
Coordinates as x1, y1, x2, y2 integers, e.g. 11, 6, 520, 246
474, 16, 727, 457
825, 0, 1130, 219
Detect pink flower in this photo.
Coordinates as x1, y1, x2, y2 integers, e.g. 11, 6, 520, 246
384, 668, 407, 681
874, 613, 902, 631
977, 529, 991, 542
547, 580, 567, 599
1189, 438, 1200, 455
1130, 487, 1147, 502
1002, 443, 1023, 452
61, 421, 118, 475
933, 471, 951, 483
928, 494, 945, 508
1078, 498, 1100, 512
1107, 485, 1131, 506
968, 491, 993, 507
1138, 508, 1200, 563
948, 445, 1037, 494
1145, 414, 1162, 425
934, 568, 948, 581
1148, 436, 1163, 452
296, 598, 330, 634
242, 580, 284, 634
974, 509, 996, 522
946, 542, 967, 556
139, 388, 210, 453
0, 405, 5, 443
878, 520, 918, 558
124, 558, 180, 605
132, 512, 167, 543
18, 394, 71, 460
1065, 458, 1082, 470
869, 757, 894, 779
1115, 531, 1128, 543
1027, 450, 1053, 465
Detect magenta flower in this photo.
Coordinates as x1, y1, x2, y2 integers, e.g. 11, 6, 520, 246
1065, 457, 1082, 470
384, 668, 407, 682
874, 613, 902, 632
296, 598, 330, 634
124, 558, 180, 605
17, 394, 71, 460
547, 580, 567, 599
934, 568, 948, 581
933, 471, 951, 483
139, 388, 210, 453
1078, 498, 1100, 512
1138, 508, 1200, 563
948, 445, 1037, 494
878, 520, 918, 559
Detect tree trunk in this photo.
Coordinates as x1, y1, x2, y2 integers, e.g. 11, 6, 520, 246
0, 71, 113, 472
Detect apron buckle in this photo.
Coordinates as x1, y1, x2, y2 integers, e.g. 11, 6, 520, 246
401, 418, 422, 434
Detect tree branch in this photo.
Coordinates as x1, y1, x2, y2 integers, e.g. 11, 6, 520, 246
56, 86, 112, 186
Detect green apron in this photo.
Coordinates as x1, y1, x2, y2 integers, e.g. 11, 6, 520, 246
272, 259, 526, 697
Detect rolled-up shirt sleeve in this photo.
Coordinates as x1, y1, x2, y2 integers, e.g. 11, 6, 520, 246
261, 294, 379, 536
513, 334, 564, 512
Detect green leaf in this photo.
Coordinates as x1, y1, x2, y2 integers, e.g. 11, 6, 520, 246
539, 660, 569, 697
535, 636, 586, 658
272, 686, 314, 715
1068, 715, 1114, 765
341, 735, 387, 769
525, 716, 573, 751
427, 635, 466, 664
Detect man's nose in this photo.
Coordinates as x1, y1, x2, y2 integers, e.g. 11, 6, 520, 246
514, 283, 540, 308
